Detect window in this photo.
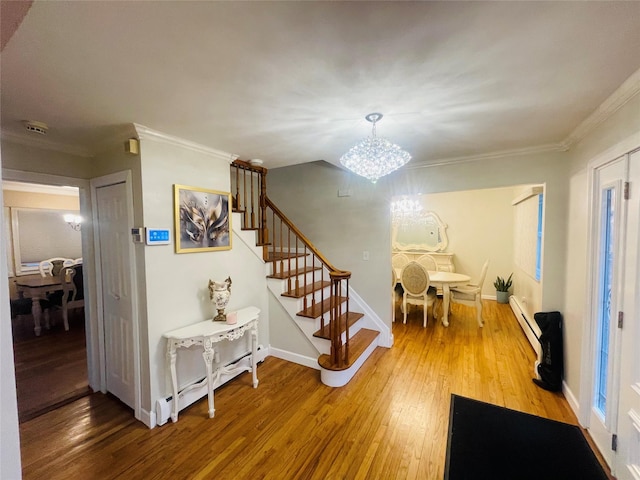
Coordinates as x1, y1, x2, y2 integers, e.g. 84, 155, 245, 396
535, 194, 543, 281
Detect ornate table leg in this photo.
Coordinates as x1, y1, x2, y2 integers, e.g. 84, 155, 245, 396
442, 284, 451, 327
203, 338, 215, 418
167, 342, 179, 422
251, 322, 259, 388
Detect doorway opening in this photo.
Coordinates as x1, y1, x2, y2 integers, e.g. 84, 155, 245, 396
2, 180, 90, 422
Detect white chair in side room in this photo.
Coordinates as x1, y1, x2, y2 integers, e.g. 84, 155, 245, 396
449, 259, 490, 327
39, 257, 74, 277
400, 261, 437, 327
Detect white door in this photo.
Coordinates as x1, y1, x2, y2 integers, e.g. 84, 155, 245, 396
588, 155, 627, 467
96, 182, 136, 409
611, 149, 640, 480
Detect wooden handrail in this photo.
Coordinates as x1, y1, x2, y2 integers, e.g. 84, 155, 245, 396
265, 197, 350, 278
230, 159, 353, 369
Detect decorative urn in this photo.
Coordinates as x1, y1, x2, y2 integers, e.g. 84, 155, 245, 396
208, 276, 232, 321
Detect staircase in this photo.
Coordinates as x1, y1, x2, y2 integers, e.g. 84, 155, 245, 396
231, 159, 382, 387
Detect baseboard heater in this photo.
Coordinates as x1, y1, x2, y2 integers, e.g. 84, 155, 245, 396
156, 345, 268, 426
509, 297, 542, 362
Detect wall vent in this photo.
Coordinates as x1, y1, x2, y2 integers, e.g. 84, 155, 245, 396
23, 120, 48, 135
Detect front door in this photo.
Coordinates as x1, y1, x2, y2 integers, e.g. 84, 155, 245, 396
588, 148, 640, 477
588, 155, 626, 468
96, 181, 136, 409
611, 148, 640, 479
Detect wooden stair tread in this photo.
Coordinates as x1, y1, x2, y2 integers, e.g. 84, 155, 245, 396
297, 296, 346, 319
318, 328, 380, 371
265, 251, 309, 262
267, 265, 322, 280
313, 312, 364, 339
282, 281, 330, 299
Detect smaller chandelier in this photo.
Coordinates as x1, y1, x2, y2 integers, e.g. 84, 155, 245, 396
63, 213, 82, 231
340, 113, 411, 183
391, 196, 425, 227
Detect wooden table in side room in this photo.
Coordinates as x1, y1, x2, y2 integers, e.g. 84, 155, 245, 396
15, 275, 64, 336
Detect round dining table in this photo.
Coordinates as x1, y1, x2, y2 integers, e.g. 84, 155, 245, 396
427, 271, 471, 326
395, 268, 471, 327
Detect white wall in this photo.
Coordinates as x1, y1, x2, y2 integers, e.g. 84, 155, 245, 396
564, 92, 640, 408
268, 151, 569, 331
136, 134, 270, 418
0, 148, 22, 480
407, 186, 518, 298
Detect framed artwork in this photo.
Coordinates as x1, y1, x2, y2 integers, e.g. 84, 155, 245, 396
174, 184, 232, 253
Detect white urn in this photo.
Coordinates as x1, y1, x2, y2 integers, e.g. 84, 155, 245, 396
208, 276, 232, 322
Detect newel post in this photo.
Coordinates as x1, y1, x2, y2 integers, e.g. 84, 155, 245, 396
329, 270, 351, 367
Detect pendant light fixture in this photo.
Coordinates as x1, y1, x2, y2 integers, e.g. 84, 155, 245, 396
339, 113, 411, 183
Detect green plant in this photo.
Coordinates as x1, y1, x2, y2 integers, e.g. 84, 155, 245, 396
494, 273, 513, 292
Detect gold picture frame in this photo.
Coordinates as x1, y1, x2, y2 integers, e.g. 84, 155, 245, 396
174, 184, 232, 253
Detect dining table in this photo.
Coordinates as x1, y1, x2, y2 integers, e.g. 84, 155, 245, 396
395, 268, 471, 327
15, 275, 64, 336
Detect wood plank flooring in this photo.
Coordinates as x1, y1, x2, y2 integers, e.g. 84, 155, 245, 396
12, 309, 90, 423
19, 301, 612, 479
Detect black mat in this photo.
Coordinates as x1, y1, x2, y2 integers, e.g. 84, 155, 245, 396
444, 394, 608, 480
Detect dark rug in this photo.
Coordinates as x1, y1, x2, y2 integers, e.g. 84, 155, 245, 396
444, 394, 608, 480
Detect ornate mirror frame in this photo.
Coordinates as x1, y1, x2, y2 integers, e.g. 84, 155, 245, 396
391, 210, 449, 252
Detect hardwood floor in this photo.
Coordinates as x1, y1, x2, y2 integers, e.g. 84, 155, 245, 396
12, 309, 90, 422
19, 301, 612, 479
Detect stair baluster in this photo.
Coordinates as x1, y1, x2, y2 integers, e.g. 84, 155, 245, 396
231, 160, 368, 372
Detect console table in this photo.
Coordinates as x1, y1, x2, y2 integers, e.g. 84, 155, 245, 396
164, 306, 260, 422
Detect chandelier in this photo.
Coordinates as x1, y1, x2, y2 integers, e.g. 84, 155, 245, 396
391, 196, 425, 227
63, 213, 82, 231
340, 113, 411, 183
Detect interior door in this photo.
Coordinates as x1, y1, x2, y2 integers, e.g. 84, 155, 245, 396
611, 148, 640, 479
588, 155, 627, 468
96, 182, 136, 409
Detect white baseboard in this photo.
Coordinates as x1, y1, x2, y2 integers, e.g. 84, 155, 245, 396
269, 346, 320, 370
140, 408, 155, 429
562, 380, 582, 426
154, 346, 269, 427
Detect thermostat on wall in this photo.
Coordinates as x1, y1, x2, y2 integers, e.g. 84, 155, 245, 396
146, 228, 171, 245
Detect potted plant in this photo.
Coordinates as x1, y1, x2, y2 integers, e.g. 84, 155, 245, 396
494, 273, 513, 304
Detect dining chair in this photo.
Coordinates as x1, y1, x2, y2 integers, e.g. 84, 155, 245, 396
392, 253, 410, 271
39, 257, 75, 277
449, 259, 490, 327
47, 264, 84, 331
392, 268, 396, 322
416, 254, 438, 272
399, 261, 437, 327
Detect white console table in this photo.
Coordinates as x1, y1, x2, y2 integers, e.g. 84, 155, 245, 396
164, 306, 260, 422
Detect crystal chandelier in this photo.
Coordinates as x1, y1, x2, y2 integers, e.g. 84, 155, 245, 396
391, 196, 425, 227
340, 113, 411, 183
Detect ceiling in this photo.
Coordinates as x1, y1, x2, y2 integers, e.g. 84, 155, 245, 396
1, 1, 640, 171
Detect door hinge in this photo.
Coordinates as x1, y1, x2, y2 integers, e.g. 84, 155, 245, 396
624, 181, 630, 200
612, 433, 618, 452
618, 311, 624, 329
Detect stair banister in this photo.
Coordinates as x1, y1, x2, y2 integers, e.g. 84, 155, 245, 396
231, 159, 354, 371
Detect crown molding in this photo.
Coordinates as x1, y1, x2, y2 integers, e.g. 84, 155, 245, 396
0, 130, 93, 158
133, 124, 239, 163
561, 67, 640, 150
406, 143, 564, 170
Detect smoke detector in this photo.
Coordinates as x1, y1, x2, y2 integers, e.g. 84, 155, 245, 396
23, 120, 48, 135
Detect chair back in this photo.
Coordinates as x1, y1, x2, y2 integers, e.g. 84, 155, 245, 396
39, 257, 75, 277
477, 259, 490, 290
392, 253, 410, 270
416, 254, 437, 272
400, 261, 431, 297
